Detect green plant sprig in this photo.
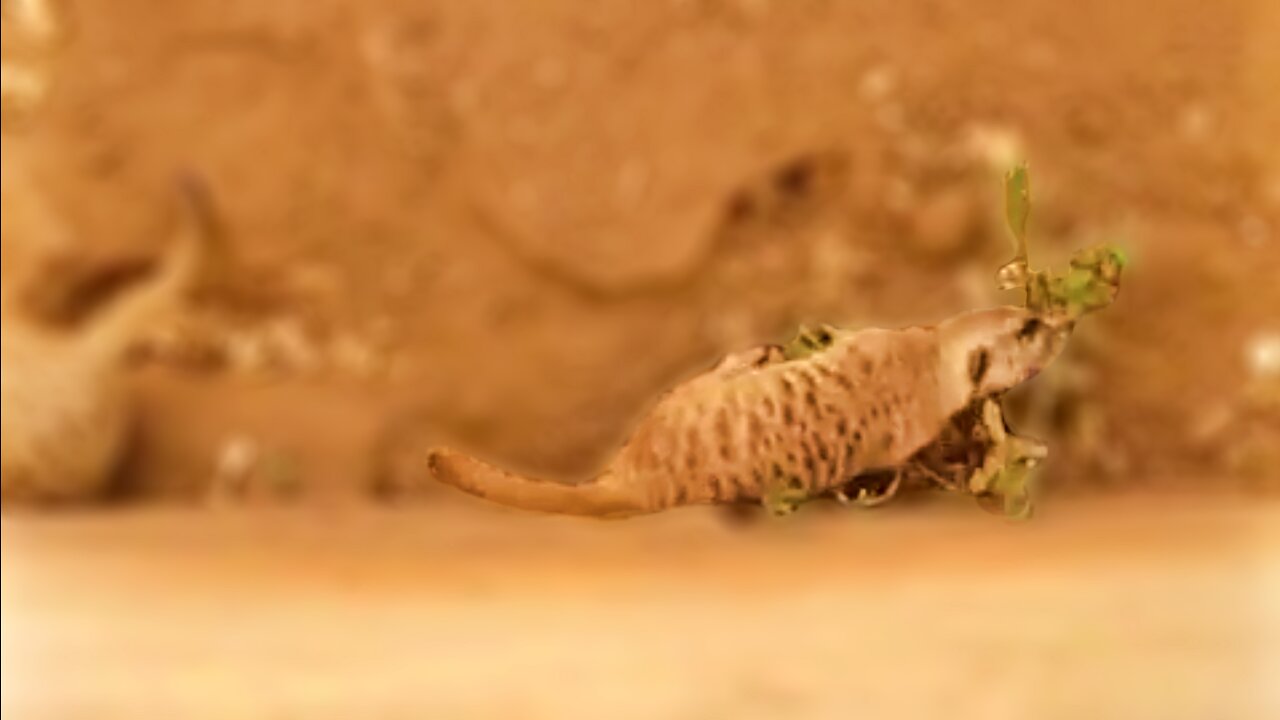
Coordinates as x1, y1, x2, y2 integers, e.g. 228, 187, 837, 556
997, 162, 1126, 319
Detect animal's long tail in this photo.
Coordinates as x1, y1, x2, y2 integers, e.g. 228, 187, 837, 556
79, 174, 219, 362
425, 448, 652, 518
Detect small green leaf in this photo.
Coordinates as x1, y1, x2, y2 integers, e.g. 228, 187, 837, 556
1003, 162, 1031, 259
992, 462, 1036, 520
781, 324, 837, 361
1109, 245, 1130, 269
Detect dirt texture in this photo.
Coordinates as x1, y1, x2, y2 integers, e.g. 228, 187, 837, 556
4, 1, 1280, 497
3, 497, 1279, 719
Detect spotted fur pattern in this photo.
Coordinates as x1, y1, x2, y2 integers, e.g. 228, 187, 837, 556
427, 305, 1072, 518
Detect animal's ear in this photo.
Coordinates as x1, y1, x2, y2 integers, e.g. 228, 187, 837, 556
968, 347, 991, 385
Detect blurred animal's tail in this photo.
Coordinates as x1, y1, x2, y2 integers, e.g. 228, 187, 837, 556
80, 173, 219, 362
426, 448, 651, 518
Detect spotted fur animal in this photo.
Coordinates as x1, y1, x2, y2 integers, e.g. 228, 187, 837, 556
425, 306, 1074, 518
0, 176, 216, 506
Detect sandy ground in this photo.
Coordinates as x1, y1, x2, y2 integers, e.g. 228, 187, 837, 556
3, 2, 1280, 717
4, 494, 1279, 719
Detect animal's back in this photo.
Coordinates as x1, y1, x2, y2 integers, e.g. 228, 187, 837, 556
610, 326, 948, 509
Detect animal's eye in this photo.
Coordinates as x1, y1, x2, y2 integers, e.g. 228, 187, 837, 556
968, 347, 991, 384
1017, 318, 1044, 341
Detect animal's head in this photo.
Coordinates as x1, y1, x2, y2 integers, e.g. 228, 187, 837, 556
937, 306, 1072, 411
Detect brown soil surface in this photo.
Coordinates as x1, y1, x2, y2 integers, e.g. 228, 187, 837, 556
4, 496, 1279, 719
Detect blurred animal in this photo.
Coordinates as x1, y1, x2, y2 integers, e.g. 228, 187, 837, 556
425, 306, 1073, 518
0, 176, 217, 506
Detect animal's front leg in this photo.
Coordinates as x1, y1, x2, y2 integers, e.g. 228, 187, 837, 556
968, 398, 1048, 518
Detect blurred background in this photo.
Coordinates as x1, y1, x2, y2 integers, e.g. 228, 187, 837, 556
3, 0, 1278, 718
